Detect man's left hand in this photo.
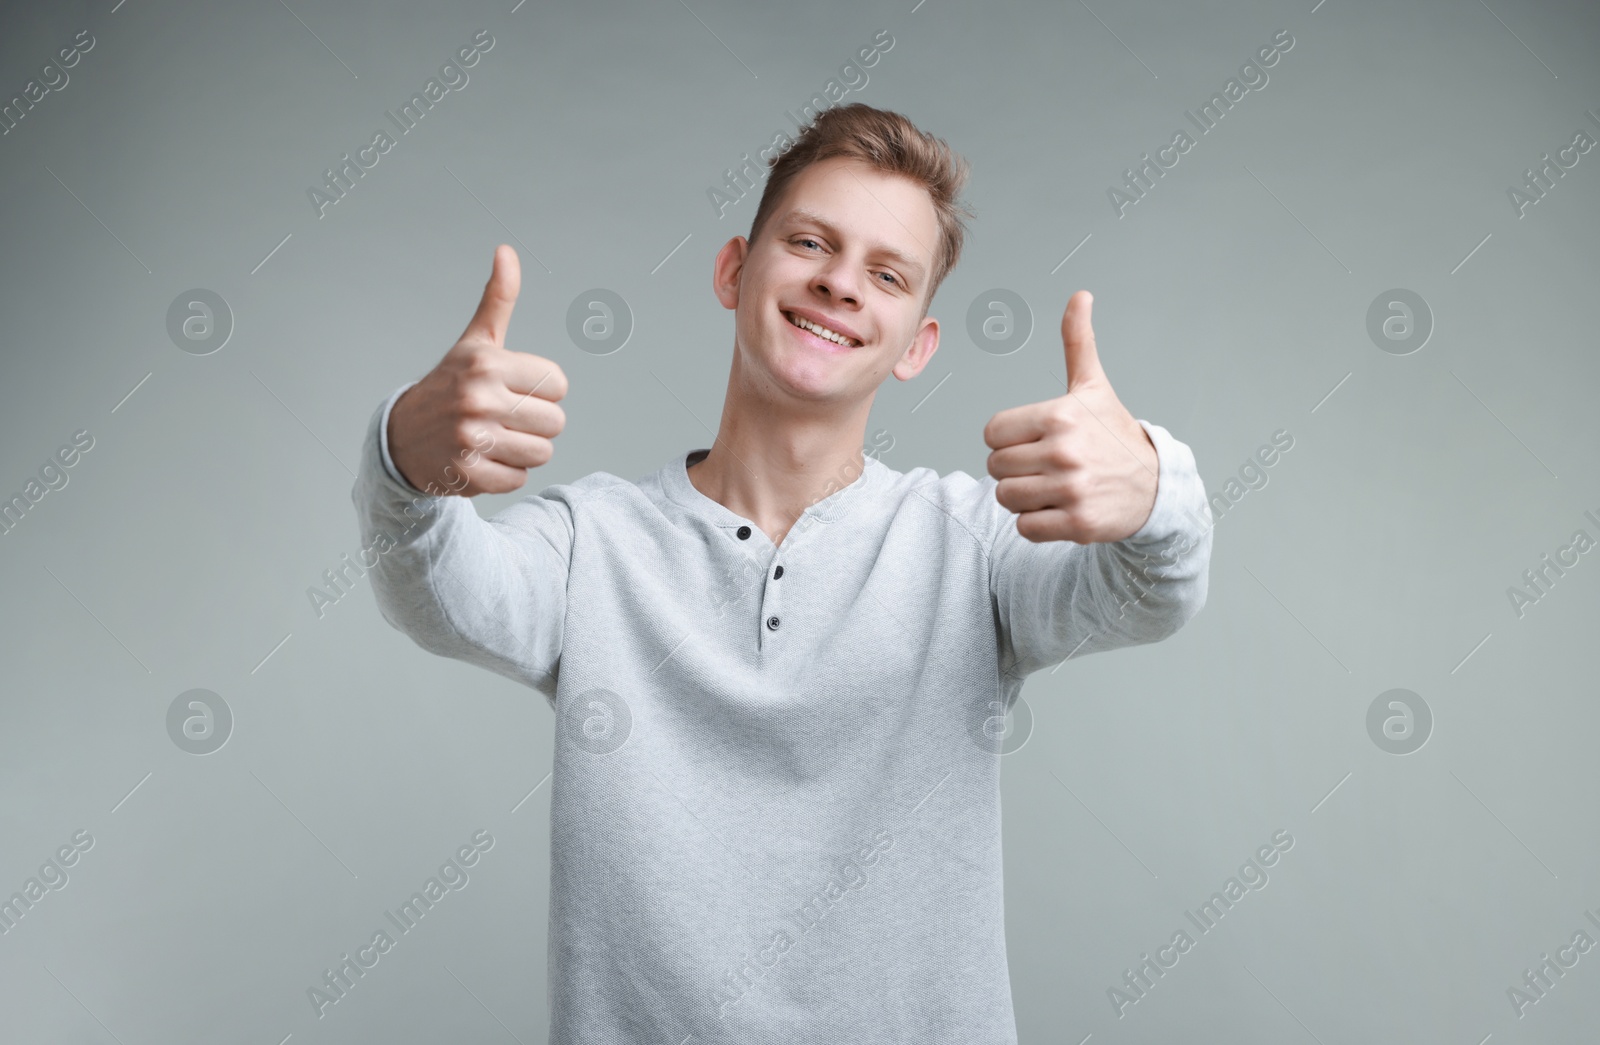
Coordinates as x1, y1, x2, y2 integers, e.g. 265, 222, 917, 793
983, 291, 1160, 544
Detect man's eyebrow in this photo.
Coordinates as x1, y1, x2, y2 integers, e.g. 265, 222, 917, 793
777, 208, 927, 284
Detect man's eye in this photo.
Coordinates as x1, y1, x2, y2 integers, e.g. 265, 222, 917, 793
794, 238, 900, 288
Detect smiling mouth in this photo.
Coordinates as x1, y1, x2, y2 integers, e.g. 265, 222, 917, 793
783, 310, 862, 348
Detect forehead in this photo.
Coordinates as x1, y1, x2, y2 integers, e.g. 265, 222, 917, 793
771, 158, 935, 277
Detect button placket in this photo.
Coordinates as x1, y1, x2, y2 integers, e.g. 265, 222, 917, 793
729, 521, 768, 645
703, 454, 870, 653
732, 521, 787, 646
761, 541, 781, 639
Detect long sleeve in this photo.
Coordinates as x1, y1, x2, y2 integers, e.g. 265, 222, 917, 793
350, 383, 574, 705
987, 418, 1212, 680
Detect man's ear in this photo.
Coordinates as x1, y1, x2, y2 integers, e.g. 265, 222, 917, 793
892, 315, 940, 381
713, 236, 749, 311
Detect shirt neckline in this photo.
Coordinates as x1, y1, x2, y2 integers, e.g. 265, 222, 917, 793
661, 446, 883, 532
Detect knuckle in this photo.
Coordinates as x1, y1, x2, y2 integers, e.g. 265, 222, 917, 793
1045, 440, 1076, 471
452, 418, 485, 452
462, 348, 499, 381
450, 337, 485, 366
457, 384, 494, 418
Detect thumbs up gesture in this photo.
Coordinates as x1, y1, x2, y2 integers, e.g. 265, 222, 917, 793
388, 245, 569, 497
982, 291, 1159, 543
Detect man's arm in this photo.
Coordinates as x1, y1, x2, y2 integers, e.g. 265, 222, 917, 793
352, 382, 572, 702
350, 245, 573, 704
988, 417, 1212, 679
982, 291, 1212, 679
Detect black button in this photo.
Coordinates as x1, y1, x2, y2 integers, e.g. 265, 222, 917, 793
766, 615, 780, 630
773, 565, 784, 579
737, 525, 751, 540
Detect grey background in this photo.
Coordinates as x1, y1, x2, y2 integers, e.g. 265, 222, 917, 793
1, 0, 1597, 1041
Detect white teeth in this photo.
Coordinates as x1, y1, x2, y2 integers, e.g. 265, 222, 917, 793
786, 312, 858, 347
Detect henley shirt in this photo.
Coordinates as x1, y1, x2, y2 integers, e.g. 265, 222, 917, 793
351, 380, 1213, 1043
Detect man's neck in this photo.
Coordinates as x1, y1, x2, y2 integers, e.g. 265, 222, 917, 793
686, 340, 879, 546
687, 439, 865, 548
686, 391, 869, 550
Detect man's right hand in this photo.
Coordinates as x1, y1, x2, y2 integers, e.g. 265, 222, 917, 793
388, 244, 569, 497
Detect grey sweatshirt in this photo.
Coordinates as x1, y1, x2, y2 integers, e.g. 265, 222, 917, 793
351, 381, 1213, 1043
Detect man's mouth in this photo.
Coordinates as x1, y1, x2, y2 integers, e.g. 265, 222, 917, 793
783, 310, 862, 348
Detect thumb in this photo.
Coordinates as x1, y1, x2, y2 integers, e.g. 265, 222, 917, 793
1062, 290, 1104, 391
460, 244, 521, 345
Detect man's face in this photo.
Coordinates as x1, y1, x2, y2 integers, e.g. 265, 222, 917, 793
713, 155, 941, 404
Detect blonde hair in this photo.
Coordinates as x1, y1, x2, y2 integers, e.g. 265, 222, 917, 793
747, 103, 974, 314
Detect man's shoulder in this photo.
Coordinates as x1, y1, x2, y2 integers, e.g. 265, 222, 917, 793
875, 458, 1007, 549
483, 466, 637, 535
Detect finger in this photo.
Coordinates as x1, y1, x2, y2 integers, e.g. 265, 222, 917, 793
498, 390, 566, 442
461, 380, 564, 441
995, 474, 1070, 515
982, 401, 1052, 452
502, 352, 569, 404
1062, 290, 1105, 392
469, 424, 561, 471
986, 439, 1059, 480
1013, 507, 1079, 544
461, 244, 521, 345
453, 453, 541, 497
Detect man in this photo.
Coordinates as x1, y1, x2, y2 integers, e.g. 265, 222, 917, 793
353, 102, 1212, 1043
